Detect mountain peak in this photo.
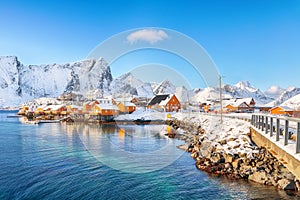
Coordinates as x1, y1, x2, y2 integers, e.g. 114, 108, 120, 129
235, 81, 251, 89
114, 72, 143, 87
153, 79, 176, 95
0, 55, 20, 68
0, 55, 18, 60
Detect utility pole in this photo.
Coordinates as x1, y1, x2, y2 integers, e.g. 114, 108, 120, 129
219, 75, 223, 124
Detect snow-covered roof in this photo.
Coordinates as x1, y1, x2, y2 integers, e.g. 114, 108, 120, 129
223, 99, 236, 107
35, 97, 59, 105
159, 96, 172, 106
43, 104, 65, 111
232, 99, 249, 107
96, 104, 119, 110
241, 98, 254, 105
122, 102, 136, 107
114, 97, 134, 103
271, 106, 294, 111
37, 105, 48, 110
223, 98, 252, 108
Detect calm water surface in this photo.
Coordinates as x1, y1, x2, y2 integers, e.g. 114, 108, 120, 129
0, 111, 298, 199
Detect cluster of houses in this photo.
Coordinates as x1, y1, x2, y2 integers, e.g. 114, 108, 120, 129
201, 97, 300, 117
17, 94, 182, 121
199, 97, 255, 113
267, 106, 300, 117
17, 92, 300, 121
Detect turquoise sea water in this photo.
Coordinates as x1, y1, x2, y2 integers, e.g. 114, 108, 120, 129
0, 111, 298, 199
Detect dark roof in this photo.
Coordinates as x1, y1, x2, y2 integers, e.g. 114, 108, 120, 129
147, 94, 170, 106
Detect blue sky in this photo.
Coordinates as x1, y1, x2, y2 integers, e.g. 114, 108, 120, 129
0, 0, 300, 90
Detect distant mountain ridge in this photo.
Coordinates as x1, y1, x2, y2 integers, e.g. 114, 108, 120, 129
0, 56, 299, 108
223, 81, 273, 106
0, 56, 112, 107
265, 87, 300, 107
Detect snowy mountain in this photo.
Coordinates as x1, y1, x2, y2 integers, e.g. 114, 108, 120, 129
109, 73, 153, 98
136, 83, 154, 98
185, 81, 275, 106
1, 56, 299, 109
223, 81, 272, 106
266, 87, 300, 107
0, 56, 23, 107
0, 56, 112, 107
188, 87, 233, 105
153, 80, 176, 95
281, 93, 300, 109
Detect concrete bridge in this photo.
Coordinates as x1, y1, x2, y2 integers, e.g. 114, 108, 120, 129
250, 114, 300, 180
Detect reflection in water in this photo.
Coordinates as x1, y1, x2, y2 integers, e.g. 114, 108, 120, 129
60, 123, 184, 173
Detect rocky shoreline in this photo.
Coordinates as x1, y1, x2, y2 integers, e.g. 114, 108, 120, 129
167, 116, 300, 192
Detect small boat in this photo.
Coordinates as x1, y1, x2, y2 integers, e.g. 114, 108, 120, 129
24, 120, 39, 125
133, 118, 152, 125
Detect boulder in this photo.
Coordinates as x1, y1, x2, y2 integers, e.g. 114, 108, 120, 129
227, 137, 237, 142
211, 155, 219, 163
232, 158, 243, 170
282, 172, 295, 181
277, 179, 296, 191
199, 141, 214, 158
224, 163, 232, 170
295, 180, 300, 191
248, 171, 268, 184
219, 139, 227, 145
217, 157, 225, 164
256, 161, 264, 167
224, 154, 234, 163
190, 152, 198, 159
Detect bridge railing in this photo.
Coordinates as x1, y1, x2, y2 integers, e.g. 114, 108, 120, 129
251, 114, 300, 154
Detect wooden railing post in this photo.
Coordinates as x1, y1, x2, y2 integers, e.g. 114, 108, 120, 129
255, 115, 258, 128
259, 116, 262, 129
276, 118, 280, 142
297, 122, 300, 153
262, 116, 265, 131
265, 116, 268, 134
270, 117, 273, 137
284, 120, 289, 146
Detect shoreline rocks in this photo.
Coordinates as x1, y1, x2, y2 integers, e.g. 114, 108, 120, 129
166, 117, 300, 192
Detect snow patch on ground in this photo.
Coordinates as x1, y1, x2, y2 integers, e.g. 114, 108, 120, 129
115, 108, 167, 120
